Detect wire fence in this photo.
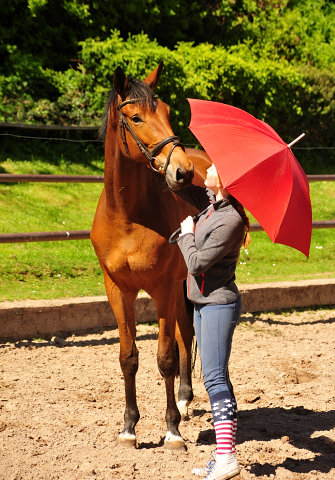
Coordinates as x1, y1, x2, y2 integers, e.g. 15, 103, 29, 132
1, 123, 335, 149
1, 123, 334, 243
0, 173, 334, 243
0, 122, 99, 131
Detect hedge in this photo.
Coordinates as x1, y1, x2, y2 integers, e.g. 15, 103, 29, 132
1, 32, 334, 172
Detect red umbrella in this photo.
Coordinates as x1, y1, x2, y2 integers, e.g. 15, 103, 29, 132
188, 99, 312, 257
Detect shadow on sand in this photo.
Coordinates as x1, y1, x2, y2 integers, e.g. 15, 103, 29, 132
196, 405, 335, 476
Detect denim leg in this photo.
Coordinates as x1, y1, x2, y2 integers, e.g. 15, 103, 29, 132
193, 304, 202, 356
194, 298, 242, 397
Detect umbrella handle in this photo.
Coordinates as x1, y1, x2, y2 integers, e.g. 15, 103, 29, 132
169, 227, 182, 244
169, 206, 211, 245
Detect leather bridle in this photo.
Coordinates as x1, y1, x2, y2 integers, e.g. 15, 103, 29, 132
117, 96, 185, 174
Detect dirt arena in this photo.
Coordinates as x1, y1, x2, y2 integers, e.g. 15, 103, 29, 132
0, 306, 334, 480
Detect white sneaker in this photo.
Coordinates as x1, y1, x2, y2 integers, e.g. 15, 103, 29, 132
203, 453, 240, 480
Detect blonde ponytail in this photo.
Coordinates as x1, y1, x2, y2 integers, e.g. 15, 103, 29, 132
230, 197, 251, 249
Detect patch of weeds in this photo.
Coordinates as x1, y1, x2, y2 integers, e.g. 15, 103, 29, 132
237, 320, 283, 337
140, 321, 158, 327
278, 308, 296, 317
238, 320, 253, 328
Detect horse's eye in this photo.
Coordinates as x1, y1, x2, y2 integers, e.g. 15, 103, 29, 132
131, 115, 142, 125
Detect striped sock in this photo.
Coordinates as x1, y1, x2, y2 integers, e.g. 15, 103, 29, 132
214, 420, 234, 455
209, 391, 237, 456
231, 396, 237, 454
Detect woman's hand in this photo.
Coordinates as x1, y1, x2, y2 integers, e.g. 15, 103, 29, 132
180, 216, 195, 235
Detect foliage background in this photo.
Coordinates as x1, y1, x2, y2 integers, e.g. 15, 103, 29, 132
0, 0, 335, 172
1, 0, 335, 300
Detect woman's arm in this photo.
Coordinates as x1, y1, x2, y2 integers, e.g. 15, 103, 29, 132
177, 216, 244, 275
173, 184, 214, 211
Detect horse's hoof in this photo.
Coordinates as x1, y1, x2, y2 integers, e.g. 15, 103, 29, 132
164, 432, 186, 451
181, 414, 190, 422
117, 433, 137, 448
164, 439, 186, 451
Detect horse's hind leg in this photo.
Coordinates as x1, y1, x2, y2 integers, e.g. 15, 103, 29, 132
175, 281, 194, 421
152, 288, 185, 450
104, 273, 139, 447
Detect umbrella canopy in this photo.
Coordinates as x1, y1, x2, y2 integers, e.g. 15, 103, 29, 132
188, 99, 312, 257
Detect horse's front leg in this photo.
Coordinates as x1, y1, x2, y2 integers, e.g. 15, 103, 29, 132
154, 290, 185, 451
104, 273, 139, 447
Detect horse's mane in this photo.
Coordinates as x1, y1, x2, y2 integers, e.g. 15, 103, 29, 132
98, 78, 157, 142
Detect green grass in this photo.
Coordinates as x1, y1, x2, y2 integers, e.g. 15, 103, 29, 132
0, 140, 106, 301
236, 180, 335, 284
0, 143, 335, 301
236, 228, 334, 284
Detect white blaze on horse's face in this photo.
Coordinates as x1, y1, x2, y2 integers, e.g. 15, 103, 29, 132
118, 98, 194, 190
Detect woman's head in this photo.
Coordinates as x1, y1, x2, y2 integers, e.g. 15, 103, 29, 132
204, 162, 251, 249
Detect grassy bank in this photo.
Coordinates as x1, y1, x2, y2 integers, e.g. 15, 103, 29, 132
0, 145, 334, 302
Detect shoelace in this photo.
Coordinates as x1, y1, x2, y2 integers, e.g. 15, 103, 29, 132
204, 461, 219, 480
203, 450, 216, 476
192, 449, 216, 477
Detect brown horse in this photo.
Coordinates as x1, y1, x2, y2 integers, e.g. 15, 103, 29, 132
91, 62, 211, 450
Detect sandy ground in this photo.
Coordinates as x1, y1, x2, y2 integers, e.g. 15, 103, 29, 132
0, 306, 334, 480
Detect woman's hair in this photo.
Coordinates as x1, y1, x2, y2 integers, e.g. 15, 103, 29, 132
230, 196, 251, 249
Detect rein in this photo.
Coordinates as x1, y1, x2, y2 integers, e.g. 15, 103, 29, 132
117, 96, 185, 174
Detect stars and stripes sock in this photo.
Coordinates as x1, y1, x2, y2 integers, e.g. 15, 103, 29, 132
209, 391, 238, 456
231, 396, 238, 454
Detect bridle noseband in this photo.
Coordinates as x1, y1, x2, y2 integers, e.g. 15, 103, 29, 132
117, 96, 185, 174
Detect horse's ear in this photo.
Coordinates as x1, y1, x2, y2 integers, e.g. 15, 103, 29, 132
113, 66, 129, 101
143, 61, 163, 90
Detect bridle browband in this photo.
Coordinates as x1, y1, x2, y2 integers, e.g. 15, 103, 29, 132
117, 96, 185, 174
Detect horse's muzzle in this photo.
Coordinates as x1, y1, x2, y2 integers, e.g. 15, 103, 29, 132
165, 165, 194, 190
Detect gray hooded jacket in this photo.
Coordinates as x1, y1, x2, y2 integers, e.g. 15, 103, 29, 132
176, 184, 245, 305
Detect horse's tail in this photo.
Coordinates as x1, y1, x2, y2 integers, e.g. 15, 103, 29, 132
175, 340, 180, 378
174, 340, 197, 377
191, 336, 198, 374
183, 278, 194, 319
182, 280, 197, 374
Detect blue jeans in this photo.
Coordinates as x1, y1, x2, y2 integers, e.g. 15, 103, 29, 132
194, 297, 242, 397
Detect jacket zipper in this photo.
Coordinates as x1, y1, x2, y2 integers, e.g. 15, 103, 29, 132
196, 205, 214, 231
200, 272, 205, 294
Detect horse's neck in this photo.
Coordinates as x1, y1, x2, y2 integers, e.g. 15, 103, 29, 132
103, 127, 158, 221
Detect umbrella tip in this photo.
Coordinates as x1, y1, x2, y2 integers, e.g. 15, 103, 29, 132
287, 133, 305, 148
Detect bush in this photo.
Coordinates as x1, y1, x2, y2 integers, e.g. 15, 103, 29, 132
1, 31, 334, 172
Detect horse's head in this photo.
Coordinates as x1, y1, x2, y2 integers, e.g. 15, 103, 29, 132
104, 62, 194, 189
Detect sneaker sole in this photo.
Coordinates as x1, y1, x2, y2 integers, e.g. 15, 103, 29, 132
216, 467, 240, 480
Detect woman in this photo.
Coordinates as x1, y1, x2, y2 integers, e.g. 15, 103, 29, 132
176, 163, 250, 480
